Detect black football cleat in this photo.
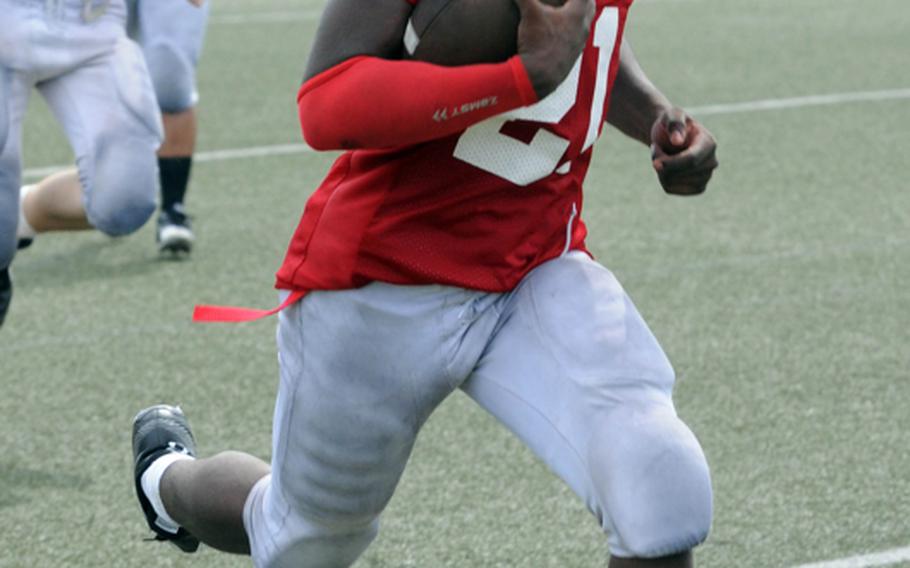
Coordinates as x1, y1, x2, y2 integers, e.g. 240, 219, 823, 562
17, 238, 33, 250
132, 404, 200, 553
156, 206, 194, 255
0, 267, 11, 328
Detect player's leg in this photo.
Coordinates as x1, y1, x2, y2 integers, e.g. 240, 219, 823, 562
134, 0, 210, 253
25, 36, 162, 241
160, 451, 269, 553
133, 284, 485, 565
462, 252, 712, 566
132, 404, 266, 553
0, 66, 31, 327
20, 170, 93, 232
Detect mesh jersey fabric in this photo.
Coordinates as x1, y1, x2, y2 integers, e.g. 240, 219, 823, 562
277, 0, 634, 294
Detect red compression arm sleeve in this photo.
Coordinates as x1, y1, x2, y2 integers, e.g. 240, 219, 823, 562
298, 56, 538, 151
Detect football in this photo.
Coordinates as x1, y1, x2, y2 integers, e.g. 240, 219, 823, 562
404, 0, 565, 66
650, 120, 692, 156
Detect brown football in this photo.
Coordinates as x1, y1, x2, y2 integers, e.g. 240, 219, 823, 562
404, 0, 565, 66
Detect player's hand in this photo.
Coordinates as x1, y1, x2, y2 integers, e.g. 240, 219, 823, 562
650, 108, 718, 196
514, 0, 595, 100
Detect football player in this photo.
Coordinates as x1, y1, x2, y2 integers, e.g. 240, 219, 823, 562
132, 0, 719, 567
0, 0, 203, 328
128, 0, 210, 254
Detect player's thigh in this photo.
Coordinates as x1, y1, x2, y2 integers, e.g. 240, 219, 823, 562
38, 37, 162, 235
0, 67, 30, 267
272, 284, 483, 519
462, 252, 712, 558
134, 0, 209, 112
462, 251, 678, 506
246, 285, 481, 567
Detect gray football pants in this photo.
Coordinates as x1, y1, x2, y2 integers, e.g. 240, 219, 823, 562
244, 252, 713, 566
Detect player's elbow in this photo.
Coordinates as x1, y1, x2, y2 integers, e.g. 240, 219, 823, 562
301, 125, 347, 152
300, 124, 333, 152
298, 113, 333, 151
298, 93, 360, 152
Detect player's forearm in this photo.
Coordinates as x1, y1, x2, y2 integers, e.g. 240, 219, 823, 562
298, 56, 538, 151
606, 39, 674, 146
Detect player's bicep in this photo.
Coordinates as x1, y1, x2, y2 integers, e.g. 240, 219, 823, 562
304, 0, 414, 82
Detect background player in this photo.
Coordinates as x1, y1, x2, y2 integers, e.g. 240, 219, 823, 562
1, 0, 163, 327
128, 0, 210, 254
131, 0, 718, 566
0, 0, 203, 328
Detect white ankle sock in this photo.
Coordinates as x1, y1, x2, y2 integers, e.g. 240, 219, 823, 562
140, 452, 194, 534
17, 185, 37, 240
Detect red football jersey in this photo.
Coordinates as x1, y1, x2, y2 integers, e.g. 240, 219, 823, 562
277, 0, 634, 293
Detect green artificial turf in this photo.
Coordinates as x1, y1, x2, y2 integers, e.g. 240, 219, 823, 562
1, 0, 908, 566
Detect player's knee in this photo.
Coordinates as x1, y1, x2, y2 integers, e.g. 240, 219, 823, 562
590, 405, 713, 559
88, 192, 156, 237
251, 481, 379, 568
144, 41, 196, 113
272, 513, 378, 568
84, 145, 157, 236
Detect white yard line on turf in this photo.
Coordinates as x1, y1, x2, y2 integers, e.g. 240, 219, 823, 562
21, 87, 910, 180
793, 546, 910, 568
689, 88, 910, 116
190, 142, 309, 162
22, 143, 313, 180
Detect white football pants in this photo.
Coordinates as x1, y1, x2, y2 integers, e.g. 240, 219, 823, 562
244, 252, 713, 566
127, 0, 210, 113
0, 0, 163, 269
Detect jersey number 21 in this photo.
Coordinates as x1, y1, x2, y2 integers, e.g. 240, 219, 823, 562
453, 8, 621, 187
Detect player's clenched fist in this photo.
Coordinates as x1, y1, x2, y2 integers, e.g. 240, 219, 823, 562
515, 0, 595, 99
650, 107, 719, 196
